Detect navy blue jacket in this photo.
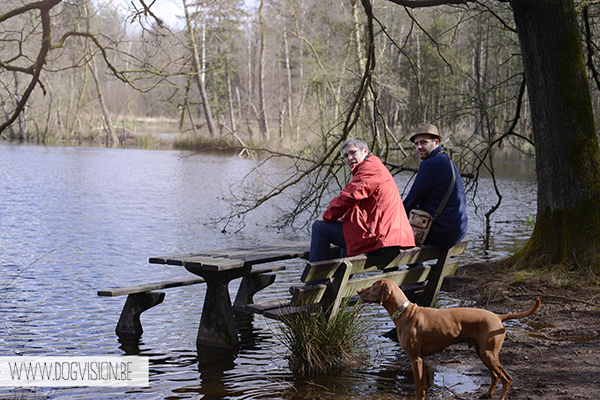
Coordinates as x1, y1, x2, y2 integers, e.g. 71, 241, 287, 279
403, 146, 468, 247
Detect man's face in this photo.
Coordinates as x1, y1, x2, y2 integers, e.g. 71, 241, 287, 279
413, 134, 439, 160
342, 145, 369, 168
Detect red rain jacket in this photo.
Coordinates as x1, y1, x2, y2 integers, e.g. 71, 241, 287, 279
322, 154, 415, 256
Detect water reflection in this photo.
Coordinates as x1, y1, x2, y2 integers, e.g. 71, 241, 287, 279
118, 335, 144, 356
234, 311, 269, 349
0, 143, 537, 399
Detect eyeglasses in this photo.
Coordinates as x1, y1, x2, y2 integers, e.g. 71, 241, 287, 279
343, 149, 363, 159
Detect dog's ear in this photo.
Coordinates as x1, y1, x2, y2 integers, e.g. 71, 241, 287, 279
379, 281, 391, 305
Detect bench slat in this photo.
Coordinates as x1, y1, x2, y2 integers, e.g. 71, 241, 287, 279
244, 299, 290, 314
98, 277, 206, 297
263, 303, 322, 320
248, 265, 286, 274
98, 265, 285, 297
301, 241, 467, 283
340, 266, 431, 300
289, 265, 431, 308
290, 282, 328, 306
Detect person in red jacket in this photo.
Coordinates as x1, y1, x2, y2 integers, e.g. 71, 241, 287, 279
309, 137, 415, 262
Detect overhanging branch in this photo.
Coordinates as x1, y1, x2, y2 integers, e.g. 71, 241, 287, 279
0, 0, 61, 135
385, 0, 472, 8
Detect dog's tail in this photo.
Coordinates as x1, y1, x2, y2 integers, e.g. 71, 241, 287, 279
498, 298, 541, 322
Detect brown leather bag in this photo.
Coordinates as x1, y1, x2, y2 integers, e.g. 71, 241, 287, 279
409, 209, 433, 246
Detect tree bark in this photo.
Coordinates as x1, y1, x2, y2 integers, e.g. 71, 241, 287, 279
510, 0, 600, 271
257, 0, 270, 141
246, 26, 253, 139
72, 51, 88, 140
84, 1, 117, 144
0, 92, 16, 139
183, 0, 217, 137
283, 26, 293, 133
225, 59, 237, 135
13, 71, 27, 140
89, 55, 118, 144
179, 76, 192, 132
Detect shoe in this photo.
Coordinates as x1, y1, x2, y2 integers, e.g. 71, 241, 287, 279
382, 327, 399, 342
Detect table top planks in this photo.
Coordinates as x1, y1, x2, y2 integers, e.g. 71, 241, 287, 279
149, 241, 311, 271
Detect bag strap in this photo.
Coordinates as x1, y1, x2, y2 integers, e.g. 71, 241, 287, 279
434, 156, 456, 220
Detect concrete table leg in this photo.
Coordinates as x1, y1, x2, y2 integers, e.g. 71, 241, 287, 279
185, 266, 250, 348
116, 291, 165, 337
233, 273, 276, 312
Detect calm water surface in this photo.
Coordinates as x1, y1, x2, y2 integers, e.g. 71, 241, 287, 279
0, 143, 536, 399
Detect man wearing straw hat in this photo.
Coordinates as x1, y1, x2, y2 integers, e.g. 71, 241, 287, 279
404, 123, 468, 247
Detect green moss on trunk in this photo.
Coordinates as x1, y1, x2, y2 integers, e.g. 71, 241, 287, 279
510, 202, 600, 274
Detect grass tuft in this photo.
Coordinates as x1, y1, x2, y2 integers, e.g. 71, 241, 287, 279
278, 300, 370, 377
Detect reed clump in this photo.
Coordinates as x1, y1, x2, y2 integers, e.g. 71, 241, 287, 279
278, 301, 370, 376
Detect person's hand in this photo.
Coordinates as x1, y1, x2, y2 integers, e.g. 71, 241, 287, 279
315, 215, 325, 222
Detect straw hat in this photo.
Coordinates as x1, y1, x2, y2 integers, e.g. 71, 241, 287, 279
409, 123, 442, 143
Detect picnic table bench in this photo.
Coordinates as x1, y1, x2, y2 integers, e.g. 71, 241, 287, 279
98, 240, 467, 349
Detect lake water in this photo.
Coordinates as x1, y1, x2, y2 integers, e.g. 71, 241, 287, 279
0, 143, 537, 399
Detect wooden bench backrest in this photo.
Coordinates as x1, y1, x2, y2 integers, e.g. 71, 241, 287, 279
301, 241, 467, 284
291, 264, 432, 306
292, 241, 468, 311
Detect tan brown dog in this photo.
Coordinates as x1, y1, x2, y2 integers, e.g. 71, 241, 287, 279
357, 279, 540, 400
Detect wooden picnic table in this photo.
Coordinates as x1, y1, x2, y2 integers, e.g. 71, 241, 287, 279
148, 241, 311, 348
102, 240, 465, 350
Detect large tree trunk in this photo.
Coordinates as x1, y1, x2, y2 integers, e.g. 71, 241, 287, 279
510, 0, 600, 272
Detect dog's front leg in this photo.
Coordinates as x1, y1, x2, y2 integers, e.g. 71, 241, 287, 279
410, 355, 426, 400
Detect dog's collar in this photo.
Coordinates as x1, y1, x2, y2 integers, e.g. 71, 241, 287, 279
390, 300, 410, 320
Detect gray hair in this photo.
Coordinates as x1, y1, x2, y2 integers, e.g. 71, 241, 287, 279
341, 137, 369, 153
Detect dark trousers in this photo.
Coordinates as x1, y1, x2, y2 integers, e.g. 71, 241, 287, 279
309, 220, 346, 262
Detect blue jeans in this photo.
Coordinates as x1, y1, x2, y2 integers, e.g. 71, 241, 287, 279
310, 220, 347, 262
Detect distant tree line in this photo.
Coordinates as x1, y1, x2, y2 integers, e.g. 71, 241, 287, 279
0, 0, 543, 150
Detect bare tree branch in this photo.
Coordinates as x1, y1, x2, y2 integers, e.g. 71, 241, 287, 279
384, 0, 472, 8
0, 0, 61, 134
583, 5, 600, 93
